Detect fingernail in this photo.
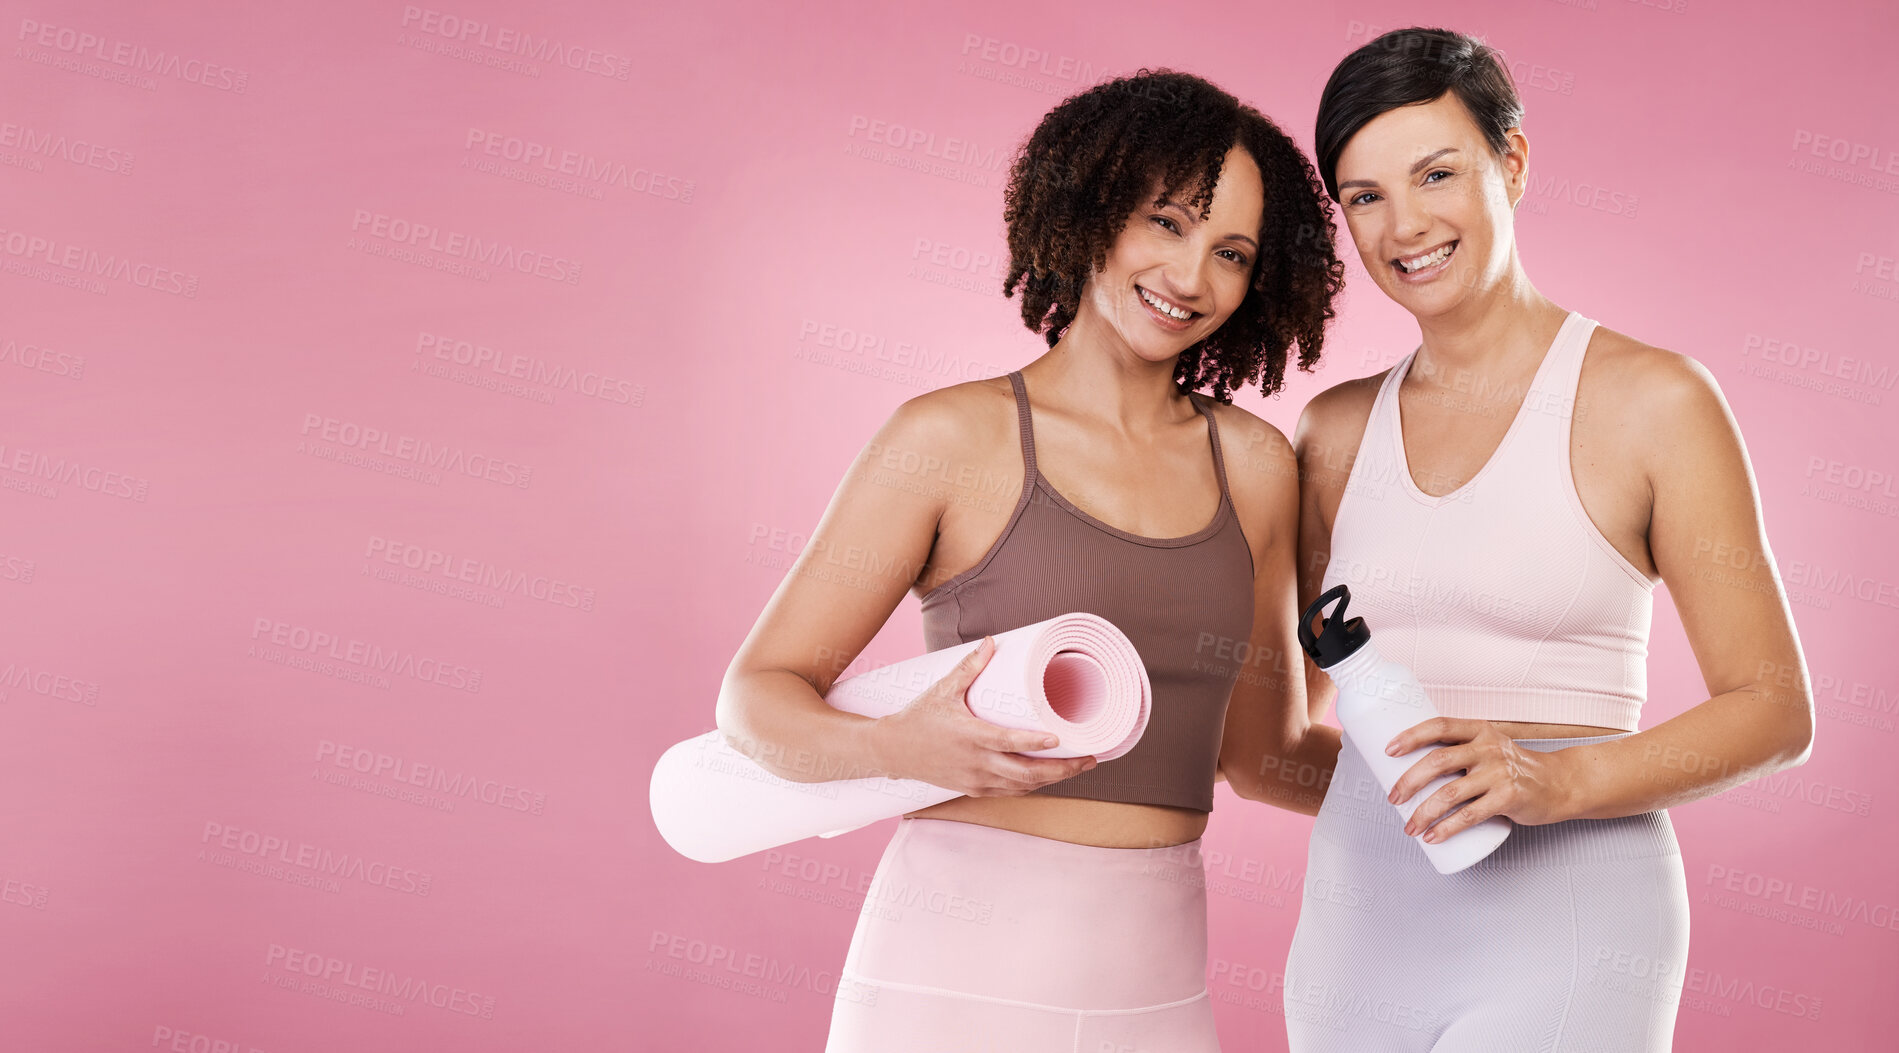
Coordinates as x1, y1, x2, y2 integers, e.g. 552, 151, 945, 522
1042, 737, 1058, 748
1386, 743, 1399, 755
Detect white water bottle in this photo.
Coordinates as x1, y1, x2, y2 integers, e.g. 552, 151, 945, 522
1299, 585, 1512, 874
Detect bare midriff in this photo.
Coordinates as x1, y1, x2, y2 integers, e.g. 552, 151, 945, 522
1492, 720, 1626, 739
896, 727, 1618, 849
903, 795, 1208, 849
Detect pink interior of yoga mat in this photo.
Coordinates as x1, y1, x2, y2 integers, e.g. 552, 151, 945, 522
1041, 651, 1107, 724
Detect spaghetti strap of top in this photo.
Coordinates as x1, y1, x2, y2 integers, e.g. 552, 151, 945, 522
1187, 389, 1238, 509
1005, 370, 1237, 512
1005, 370, 1041, 479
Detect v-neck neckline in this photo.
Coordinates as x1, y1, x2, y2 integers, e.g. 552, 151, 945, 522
1391, 311, 1576, 505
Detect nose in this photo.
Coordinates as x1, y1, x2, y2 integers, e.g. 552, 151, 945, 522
1158, 242, 1212, 304
1388, 186, 1433, 248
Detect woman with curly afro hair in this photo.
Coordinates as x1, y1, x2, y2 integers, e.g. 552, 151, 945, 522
717, 68, 1346, 1051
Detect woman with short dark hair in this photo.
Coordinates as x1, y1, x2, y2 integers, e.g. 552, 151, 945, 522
1283, 26, 1814, 1052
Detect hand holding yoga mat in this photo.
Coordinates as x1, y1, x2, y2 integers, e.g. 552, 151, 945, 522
649, 612, 1152, 863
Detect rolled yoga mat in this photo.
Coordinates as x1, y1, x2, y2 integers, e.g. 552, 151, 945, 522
649, 612, 1152, 863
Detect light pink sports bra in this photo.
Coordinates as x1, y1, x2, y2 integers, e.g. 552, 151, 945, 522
1320, 310, 1655, 732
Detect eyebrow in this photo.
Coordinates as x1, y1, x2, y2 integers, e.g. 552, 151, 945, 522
1155, 196, 1260, 252
1337, 147, 1460, 191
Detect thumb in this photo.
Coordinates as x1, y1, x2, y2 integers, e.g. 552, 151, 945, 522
935, 636, 996, 695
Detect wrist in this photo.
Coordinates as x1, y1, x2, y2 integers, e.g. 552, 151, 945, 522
856, 714, 901, 782
1550, 744, 1598, 822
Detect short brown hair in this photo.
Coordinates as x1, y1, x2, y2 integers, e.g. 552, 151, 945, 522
1314, 28, 1525, 203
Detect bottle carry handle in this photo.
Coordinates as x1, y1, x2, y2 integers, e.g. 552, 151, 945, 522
1298, 584, 1369, 668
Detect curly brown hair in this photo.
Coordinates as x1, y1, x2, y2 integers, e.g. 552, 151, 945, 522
1001, 68, 1345, 402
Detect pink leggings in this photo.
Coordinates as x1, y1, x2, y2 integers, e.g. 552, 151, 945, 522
825, 817, 1221, 1052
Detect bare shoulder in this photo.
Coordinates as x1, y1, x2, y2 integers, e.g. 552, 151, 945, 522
871, 374, 1018, 464
1582, 325, 1736, 437
1294, 371, 1388, 477
1205, 398, 1296, 498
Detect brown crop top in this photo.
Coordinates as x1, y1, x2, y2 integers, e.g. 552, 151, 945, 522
917, 370, 1256, 812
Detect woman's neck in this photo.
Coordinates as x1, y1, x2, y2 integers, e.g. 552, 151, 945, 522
1410, 265, 1564, 387
1026, 312, 1194, 438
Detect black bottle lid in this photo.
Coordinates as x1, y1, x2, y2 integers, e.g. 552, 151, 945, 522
1297, 585, 1372, 669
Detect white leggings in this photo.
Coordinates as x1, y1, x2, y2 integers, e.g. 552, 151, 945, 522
1283, 731, 1690, 1052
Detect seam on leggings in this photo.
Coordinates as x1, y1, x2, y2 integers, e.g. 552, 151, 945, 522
1543, 866, 1579, 1052
838, 970, 1210, 1017
1079, 988, 1211, 1017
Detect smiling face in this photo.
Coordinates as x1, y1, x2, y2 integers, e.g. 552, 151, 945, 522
1075, 143, 1264, 364
1333, 93, 1528, 320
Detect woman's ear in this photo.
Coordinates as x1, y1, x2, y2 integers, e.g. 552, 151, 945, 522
1501, 125, 1531, 209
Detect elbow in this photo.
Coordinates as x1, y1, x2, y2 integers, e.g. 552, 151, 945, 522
1760, 683, 1816, 771
1218, 742, 1290, 804
713, 674, 738, 734
1781, 705, 1816, 770
1219, 760, 1263, 803
713, 672, 758, 755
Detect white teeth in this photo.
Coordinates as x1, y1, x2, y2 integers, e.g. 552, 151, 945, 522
1399, 243, 1454, 272
1140, 287, 1192, 320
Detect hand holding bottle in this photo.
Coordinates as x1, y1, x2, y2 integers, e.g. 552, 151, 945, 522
1381, 716, 1583, 839
1298, 585, 1514, 874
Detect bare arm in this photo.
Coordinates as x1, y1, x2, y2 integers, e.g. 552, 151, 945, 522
1290, 377, 1381, 724
714, 390, 1096, 795
1550, 354, 1814, 818
1215, 408, 1342, 816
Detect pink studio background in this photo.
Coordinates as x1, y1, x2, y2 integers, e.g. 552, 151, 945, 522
1, 0, 1893, 1049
